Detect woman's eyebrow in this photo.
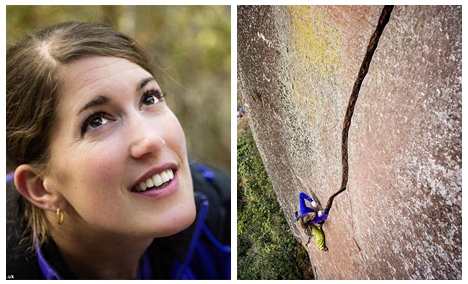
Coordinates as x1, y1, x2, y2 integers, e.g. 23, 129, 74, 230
137, 77, 156, 92
77, 77, 155, 115
78, 95, 110, 115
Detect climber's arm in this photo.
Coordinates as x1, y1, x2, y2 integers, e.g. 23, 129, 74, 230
312, 210, 329, 224
299, 192, 314, 215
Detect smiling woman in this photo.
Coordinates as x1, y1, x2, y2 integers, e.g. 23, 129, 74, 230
6, 22, 230, 280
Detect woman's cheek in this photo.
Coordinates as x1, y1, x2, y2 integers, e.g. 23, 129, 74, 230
161, 114, 188, 157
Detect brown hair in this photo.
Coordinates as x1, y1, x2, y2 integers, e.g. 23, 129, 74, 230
297, 213, 315, 230
6, 22, 155, 249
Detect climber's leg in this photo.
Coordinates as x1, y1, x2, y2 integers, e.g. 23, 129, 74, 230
310, 225, 327, 251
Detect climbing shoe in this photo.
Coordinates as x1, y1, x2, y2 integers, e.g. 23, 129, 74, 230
321, 247, 328, 251
294, 211, 300, 221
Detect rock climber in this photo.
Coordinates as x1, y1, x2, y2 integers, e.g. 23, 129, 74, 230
295, 192, 329, 251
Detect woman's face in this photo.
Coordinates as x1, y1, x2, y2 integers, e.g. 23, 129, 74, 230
43, 56, 195, 239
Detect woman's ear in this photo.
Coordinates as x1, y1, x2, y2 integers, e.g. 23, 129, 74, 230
14, 164, 59, 212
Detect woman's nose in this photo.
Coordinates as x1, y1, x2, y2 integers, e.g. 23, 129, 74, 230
129, 116, 165, 159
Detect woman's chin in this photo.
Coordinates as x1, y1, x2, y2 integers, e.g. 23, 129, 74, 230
146, 200, 197, 238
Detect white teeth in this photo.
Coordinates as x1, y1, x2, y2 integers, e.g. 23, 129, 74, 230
160, 171, 169, 183
134, 169, 174, 192
146, 178, 154, 188
152, 174, 162, 187
139, 182, 147, 191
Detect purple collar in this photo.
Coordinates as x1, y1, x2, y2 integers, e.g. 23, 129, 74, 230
36, 241, 60, 280
6, 173, 14, 182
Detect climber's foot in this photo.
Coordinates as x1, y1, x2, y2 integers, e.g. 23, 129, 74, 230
321, 247, 328, 251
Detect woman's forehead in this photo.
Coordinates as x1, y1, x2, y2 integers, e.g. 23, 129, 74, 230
60, 56, 155, 97
57, 56, 157, 114
62, 56, 148, 85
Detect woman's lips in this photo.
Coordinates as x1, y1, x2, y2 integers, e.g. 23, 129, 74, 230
130, 168, 179, 199
132, 168, 174, 192
131, 163, 177, 191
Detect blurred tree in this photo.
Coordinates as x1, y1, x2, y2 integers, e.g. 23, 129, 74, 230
6, 5, 231, 173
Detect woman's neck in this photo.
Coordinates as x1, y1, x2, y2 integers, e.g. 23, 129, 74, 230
48, 217, 153, 279
58, 237, 151, 279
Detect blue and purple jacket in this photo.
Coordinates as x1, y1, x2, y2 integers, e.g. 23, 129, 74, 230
298, 192, 328, 224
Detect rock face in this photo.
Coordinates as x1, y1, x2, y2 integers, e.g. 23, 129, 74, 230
237, 6, 461, 280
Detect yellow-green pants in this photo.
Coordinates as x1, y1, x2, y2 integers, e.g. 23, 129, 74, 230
309, 225, 325, 250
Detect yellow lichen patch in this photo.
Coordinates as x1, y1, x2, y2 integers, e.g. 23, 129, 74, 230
288, 6, 341, 77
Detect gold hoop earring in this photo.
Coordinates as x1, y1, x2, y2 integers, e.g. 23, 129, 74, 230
56, 207, 64, 225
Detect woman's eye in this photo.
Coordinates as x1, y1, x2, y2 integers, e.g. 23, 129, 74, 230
82, 112, 109, 134
89, 116, 108, 128
143, 95, 156, 105
141, 90, 165, 108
